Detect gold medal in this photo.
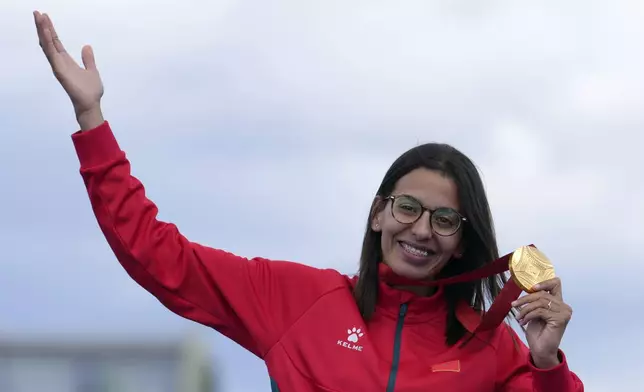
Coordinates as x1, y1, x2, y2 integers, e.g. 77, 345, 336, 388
509, 245, 556, 293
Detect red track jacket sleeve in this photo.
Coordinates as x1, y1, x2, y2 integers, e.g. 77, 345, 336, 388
71, 121, 340, 358
495, 325, 584, 392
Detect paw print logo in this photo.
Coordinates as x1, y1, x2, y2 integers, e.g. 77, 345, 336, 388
347, 327, 364, 343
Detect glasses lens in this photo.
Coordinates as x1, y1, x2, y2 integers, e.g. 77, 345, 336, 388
391, 195, 422, 224
431, 208, 462, 236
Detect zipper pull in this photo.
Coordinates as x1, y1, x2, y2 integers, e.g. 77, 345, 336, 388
399, 303, 408, 317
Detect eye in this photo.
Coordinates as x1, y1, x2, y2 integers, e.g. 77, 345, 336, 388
393, 196, 421, 216
432, 209, 460, 227
399, 204, 416, 212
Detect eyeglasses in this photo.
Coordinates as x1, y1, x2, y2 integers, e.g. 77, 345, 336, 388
384, 194, 467, 237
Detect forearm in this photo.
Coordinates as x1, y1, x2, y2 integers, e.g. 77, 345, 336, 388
531, 352, 561, 369
76, 105, 104, 131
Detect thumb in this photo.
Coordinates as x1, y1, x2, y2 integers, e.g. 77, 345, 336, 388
81, 45, 97, 70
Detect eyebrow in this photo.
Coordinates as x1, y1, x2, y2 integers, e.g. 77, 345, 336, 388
394, 193, 460, 212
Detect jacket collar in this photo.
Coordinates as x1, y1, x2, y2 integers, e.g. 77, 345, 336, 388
374, 263, 482, 331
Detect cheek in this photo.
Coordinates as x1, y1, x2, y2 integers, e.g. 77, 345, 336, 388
437, 234, 462, 254
380, 222, 407, 250
382, 219, 406, 237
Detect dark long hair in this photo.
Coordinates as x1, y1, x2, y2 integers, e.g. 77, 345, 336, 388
353, 143, 509, 346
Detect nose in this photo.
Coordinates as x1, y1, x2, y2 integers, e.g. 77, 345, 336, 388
411, 210, 433, 240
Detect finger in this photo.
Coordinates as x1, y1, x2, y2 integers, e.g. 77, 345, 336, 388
81, 45, 97, 70
34, 11, 48, 49
512, 290, 551, 308
43, 13, 67, 54
33, 10, 43, 27
41, 26, 59, 61
519, 308, 549, 325
516, 297, 555, 320
33, 10, 41, 28
34, 11, 57, 60
533, 277, 563, 299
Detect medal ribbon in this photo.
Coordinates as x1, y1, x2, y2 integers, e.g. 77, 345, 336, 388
383, 245, 537, 332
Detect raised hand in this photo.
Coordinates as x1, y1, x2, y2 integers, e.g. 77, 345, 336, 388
34, 10, 104, 129
512, 277, 573, 368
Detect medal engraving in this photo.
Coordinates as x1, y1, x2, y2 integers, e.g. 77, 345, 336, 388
509, 245, 556, 292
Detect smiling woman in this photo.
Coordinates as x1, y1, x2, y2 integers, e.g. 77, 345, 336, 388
33, 9, 584, 392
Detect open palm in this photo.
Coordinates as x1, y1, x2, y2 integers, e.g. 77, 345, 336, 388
34, 11, 103, 115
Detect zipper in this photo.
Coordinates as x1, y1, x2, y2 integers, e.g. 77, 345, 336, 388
270, 377, 279, 391
386, 303, 408, 392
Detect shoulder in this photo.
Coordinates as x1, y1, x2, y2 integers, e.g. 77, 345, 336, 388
250, 257, 352, 292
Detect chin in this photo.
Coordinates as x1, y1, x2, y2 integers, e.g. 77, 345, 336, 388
387, 261, 436, 281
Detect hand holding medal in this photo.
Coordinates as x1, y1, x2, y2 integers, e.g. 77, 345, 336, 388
510, 247, 573, 368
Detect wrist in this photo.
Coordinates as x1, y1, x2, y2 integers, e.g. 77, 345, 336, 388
531, 352, 561, 369
75, 105, 104, 131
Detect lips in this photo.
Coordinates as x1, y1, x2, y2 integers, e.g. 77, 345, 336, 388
398, 241, 435, 258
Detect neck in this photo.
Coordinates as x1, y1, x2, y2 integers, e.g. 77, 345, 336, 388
392, 284, 437, 297
377, 263, 441, 297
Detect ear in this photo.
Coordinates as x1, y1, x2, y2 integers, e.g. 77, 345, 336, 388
371, 216, 382, 232
370, 196, 385, 232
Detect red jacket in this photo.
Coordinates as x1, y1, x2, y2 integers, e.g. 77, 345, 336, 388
71, 121, 584, 392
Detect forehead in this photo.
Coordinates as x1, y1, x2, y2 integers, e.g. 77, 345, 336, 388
392, 168, 459, 210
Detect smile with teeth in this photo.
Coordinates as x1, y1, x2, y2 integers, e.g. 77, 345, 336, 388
400, 241, 433, 258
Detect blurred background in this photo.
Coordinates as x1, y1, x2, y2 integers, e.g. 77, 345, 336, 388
1, 0, 643, 390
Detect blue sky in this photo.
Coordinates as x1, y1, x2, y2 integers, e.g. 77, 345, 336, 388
2, 0, 643, 390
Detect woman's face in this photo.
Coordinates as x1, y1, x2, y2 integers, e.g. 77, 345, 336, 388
372, 168, 464, 280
